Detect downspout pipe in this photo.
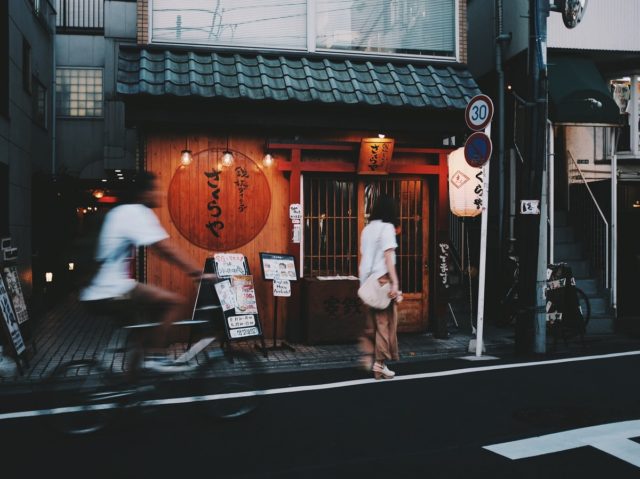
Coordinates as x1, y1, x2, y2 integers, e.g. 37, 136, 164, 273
495, 0, 510, 273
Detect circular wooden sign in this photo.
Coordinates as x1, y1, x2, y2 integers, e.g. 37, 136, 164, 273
168, 148, 271, 251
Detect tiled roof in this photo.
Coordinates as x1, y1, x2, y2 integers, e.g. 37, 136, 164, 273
117, 46, 481, 110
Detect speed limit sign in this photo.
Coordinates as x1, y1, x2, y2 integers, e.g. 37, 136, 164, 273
465, 94, 494, 131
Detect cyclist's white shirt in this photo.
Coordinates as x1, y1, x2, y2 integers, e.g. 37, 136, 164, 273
80, 204, 169, 301
358, 220, 397, 286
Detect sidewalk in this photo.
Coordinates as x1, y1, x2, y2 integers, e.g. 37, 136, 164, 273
1, 296, 633, 389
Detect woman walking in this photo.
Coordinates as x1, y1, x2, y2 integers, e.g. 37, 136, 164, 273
358, 195, 402, 380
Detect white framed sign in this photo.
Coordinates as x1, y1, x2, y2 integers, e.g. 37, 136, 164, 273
213, 253, 249, 277
520, 200, 541, 215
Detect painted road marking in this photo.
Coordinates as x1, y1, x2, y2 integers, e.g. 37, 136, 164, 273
1, 350, 639, 421
485, 420, 640, 468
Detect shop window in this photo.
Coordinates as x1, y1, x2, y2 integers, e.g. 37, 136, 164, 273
303, 176, 358, 277
56, 68, 103, 117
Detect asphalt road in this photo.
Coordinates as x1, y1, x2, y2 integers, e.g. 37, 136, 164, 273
1, 351, 640, 478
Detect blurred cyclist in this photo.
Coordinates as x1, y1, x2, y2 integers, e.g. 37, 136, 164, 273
80, 171, 212, 370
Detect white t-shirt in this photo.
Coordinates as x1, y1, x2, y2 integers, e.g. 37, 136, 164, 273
358, 220, 397, 285
80, 204, 169, 301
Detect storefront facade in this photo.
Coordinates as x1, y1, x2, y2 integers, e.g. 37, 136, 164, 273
117, 1, 481, 341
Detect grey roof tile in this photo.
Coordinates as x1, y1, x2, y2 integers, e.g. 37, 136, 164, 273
117, 46, 481, 110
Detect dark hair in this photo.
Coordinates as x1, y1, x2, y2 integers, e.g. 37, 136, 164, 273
369, 195, 398, 225
121, 171, 157, 204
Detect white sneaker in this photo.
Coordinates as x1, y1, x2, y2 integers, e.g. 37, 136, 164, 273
143, 356, 195, 373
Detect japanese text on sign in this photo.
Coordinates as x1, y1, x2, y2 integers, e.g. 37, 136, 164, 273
227, 314, 256, 328
229, 326, 260, 338
438, 243, 450, 289
213, 253, 247, 277
204, 169, 224, 238
234, 166, 250, 212
0, 278, 26, 354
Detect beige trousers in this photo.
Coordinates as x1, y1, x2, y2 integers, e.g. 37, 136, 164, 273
359, 302, 399, 363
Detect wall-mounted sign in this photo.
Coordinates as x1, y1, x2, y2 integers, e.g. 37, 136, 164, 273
358, 138, 395, 174
168, 148, 271, 251
520, 200, 541, 215
289, 204, 302, 220
2, 267, 29, 324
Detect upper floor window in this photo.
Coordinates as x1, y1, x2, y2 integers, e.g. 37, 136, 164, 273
56, 0, 104, 33
150, 0, 457, 60
612, 76, 640, 157
56, 68, 103, 117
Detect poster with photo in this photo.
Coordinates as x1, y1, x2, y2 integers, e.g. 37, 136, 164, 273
0, 277, 26, 355
231, 275, 258, 314
2, 266, 29, 324
214, 279, 236, 311
260, 253, 297, 281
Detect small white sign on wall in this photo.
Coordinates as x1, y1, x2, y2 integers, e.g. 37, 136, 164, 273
273, 279, 291, 297
289, 204, 302, 220
520, 200, 540, 215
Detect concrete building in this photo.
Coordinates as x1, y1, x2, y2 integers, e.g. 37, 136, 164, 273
0, 0, 56, 298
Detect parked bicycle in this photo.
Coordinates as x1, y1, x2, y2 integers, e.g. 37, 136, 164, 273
499, 256, 591, 334
43, 308, 263, 436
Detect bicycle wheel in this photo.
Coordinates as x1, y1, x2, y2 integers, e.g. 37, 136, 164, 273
196, 346, 264, 420
44, 360, 127, 435
576, 288, 591, 327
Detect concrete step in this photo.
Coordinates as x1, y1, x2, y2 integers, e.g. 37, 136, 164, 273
586, 317, 614, 334
554, 242, 584, 261
588, 296, 609, 317
554, 226, 575, 243
575, 278, 598, 295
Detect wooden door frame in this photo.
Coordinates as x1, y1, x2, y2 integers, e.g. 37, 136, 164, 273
272, 141, 453, 337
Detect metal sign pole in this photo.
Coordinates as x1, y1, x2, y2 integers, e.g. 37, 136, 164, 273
475, 124, 491, 357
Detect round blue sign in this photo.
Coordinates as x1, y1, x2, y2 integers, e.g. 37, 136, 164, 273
464, 132, 493, 167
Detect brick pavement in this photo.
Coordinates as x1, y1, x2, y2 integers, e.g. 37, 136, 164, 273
0, 296, 521, 388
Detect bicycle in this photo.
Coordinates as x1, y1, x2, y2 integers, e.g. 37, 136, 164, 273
43, 311, 264, 436
500, 257, 591, 332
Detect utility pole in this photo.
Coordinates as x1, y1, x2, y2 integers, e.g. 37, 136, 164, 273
515, 0, 548, 355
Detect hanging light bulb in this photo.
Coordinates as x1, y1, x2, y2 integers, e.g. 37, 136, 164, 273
221, 150, 234, 167
180, 149, 193, 166
262, 153, 274, 167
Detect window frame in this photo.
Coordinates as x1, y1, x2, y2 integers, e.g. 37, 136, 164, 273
148, 0, 460, 63
55, 66, 104, 119
32, 76, 47, 128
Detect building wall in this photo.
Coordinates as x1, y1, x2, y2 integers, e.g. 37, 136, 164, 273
0, 0, 55, 294
55, 0, 137, 178
548, 0, 640, 51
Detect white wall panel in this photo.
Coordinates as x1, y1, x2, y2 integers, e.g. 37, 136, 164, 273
548, 0, 640, 51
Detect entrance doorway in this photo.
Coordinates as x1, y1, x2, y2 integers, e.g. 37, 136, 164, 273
303, 175, 430, 332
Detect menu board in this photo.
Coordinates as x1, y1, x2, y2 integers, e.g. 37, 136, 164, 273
2, 266, 29, 324
259, 253, 297, 281
193, 256, 263, 341
0, 276, 26, 355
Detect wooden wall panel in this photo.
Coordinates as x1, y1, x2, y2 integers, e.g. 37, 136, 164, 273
146, 133, 290, 338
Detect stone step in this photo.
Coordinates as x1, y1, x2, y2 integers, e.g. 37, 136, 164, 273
575, 278, 598, 296
554, 226, 575, 243
586, 317, 614, 334
554, 242, 584, 261
588, 296, 609, 316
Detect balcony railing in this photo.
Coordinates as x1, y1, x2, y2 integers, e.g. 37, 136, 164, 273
56, 0, 104, 33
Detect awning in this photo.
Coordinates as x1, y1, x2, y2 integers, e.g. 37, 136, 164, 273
117, 46, 481, 111
548, 56, 621, 125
